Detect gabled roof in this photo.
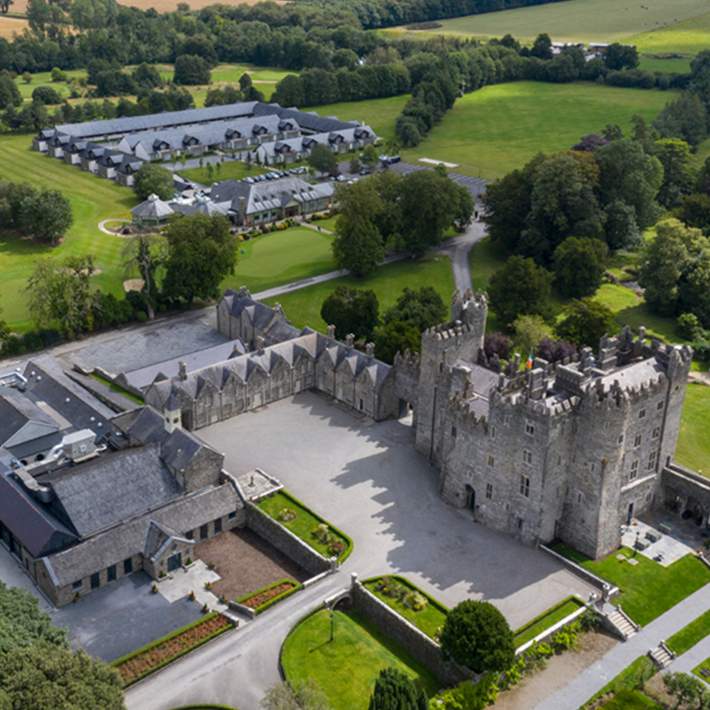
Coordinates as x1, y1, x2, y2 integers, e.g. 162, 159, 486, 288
131, 194, 174, 221
0, 388, 59, 450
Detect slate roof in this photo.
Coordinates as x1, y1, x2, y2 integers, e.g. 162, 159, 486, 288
43, 482, 240, 587
44, 443, 183, 537
251, 103, 358, 133
0, 388, 59, 450
0, 465, 78, 557
131, 194, 175, 221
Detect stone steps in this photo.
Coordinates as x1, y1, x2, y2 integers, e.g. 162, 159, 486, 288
649, 643, 674, 669
607, 609, 637, 640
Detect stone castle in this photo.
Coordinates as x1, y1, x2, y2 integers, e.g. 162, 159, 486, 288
137, 288, 700, 561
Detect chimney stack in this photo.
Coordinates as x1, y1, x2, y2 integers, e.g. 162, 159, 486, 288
327, 324, 336, 339
345, 333, 354, 348
365, 342, 375, 358
178, 361, 188, 381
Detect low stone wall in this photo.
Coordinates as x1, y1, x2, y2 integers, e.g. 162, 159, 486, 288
245, 502, 332, 578
350, 579, 471, 687
539, 544, 618, 599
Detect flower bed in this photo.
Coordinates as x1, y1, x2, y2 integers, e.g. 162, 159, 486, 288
257, 489, 353, 562
364, 575, 449, 639
113, 612, 234, 687
236, 578, 303, 614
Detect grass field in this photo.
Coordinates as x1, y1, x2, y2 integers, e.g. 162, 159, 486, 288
224, 227, 335, 294
178, 160, 267, 184
390, 0, 709, 49
0, 134, 135, 331
693, 657, 710, 683
309, 95, 410, 145
266, 255, 454, 332
282, 609, 440, 710
675, 384, 710, 477
666, 610, 710, 656
553, 544, 710, 627
402, 82, 674, 180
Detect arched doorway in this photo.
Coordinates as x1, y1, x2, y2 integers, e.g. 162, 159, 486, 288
465, 485, 476, 511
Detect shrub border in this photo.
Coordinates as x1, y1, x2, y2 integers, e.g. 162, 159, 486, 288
258, 488, 354, 563
362, 574, 450, 633
513, 595, 585, 647
235, 577, 303, 615
112, 612, 235, 687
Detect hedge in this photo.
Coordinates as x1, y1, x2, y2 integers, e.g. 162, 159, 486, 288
112, 612, 235, 687
261, 488, 354, 564
236, 578, 303, 615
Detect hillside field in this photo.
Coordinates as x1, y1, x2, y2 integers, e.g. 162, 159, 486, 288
402, 81, 675, 180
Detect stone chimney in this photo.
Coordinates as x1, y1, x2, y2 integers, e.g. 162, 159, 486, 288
345, 333, 354, 348
365, 342, 375, 358
327, 324, 336, 339
178, 361, 188, 381
255, 335, 265, 353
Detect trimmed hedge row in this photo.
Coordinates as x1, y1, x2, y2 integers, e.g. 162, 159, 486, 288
236, 578, 303, 615
112, 612, 235, 687
263, 488, 354, 564
513, 595, 585, 648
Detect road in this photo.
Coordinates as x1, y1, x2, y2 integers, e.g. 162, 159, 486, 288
535, 583, 710, 709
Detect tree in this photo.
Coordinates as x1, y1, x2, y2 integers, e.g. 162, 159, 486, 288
679, 194, 710, 233
488, 256, 553, 329
31, 86, 61, 105
604, 200, 641, 250
556, 298, 616, 348
530, 33, 553, 60
131, 63, 163, 89
0, 72, 21, 110
133, 163, 174, 201
663, 672, 706, 710
605, 43, 639, 70
484, 332, 512, 361
654, 138, 695, 208
308, 144, 338, 176
552, 236, 608, 298
18, 188, 72, 245
382, 286, 446, 333
320, 287, 379, 340
368, 667, 427, 710
349, 157, 361, 174
261, 679, 331, 710
26, 256, 96, 339
397, 171, 473, 256
440, 600, 515, 674
373, 319, 421, 364
272, 75, 304, 107
0, 644, 123, 710
654, 93, 708, 150
173, 54, 211, 85
123, 234, 162, 320
361, 144, 378, 170
677, 313, 703, 341
512, 315, 553, 357
162, 214, 237, 304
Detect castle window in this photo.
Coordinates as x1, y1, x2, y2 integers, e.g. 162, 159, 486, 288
648, 451, 657, 470
656, 400, 664, 411
228, 511, 237, 519
522, 450, 532, 465
199, 524, 209, 540
629, 460, 639, 480
517, 517, 523, 530
214, 518, 222, 533
525, 421, 535, 436
486, 483, 493, 500
359, 398, 364, 411
618, 434, 624, 444
577, 492, 582, 504
652, 427, 660, 439
557, 455, 562, 466
72, 580, 82, 591
439, 362, 444, 374
639, 408, 646, 419
123, 558, 133, 574
519, 475, 530, 497
487, 455, 494, 467
490, 426, 496, 440
107, 565, 116, 582
186, 530, 194, 540
634, 434, 642, 448
451, 425, 457, 438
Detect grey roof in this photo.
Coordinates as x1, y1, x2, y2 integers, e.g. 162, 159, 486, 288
252, 102, 358, 133
52, 102, 259, 140
0, 388, 59, 450
45, 443, 183, 537
110, 406, 172, 447
388, 161, 488, 200
131, 194, 175, 221
43, 482, 240, 587
119, 339, 246, 390
0, 465, 78, 557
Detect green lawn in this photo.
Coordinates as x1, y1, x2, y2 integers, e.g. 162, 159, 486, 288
590, 655, 657, 705
309, 95, 410, 145
402, 82, 675, 180
552, 544, 710, 627
266, 254, 454, 332
178, 161, 267, 184
692, 656, 710, 683
256, 490, 351, 562
600, 689, 663, 710
281, 609, 440, 710
666, 610, 710, 655
676, 384, 710, 478
364, 576, 448, 639
513, 596, 585, 647
15, 69, 86, 102
224, 227, 335, 295
0, 133, 136, 331
391, 0, 710, 46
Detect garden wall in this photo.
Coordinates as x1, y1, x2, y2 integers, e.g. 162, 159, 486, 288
350, 579, 470, 687
245, 502, 332, 578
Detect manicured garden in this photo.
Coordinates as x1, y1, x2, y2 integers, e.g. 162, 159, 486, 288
281, 609, 439, 710
112, 612, 234, 687
265, 254, 454, 332
692, 656, 710, 683
256, 490, 352, 562
588, 655, 659, 708
224, 226, 336, 295
552, 544, 710, 626
513, 595, 586, 648
666, 610, 710, 656
364, 576, 448, 639
401, 82, 676, 180
178, 160, 267, 184
236, 578, 302, 615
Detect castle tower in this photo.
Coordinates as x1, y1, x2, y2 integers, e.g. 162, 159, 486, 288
414, 289, 487, 465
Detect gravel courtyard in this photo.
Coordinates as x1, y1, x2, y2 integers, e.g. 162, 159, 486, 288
199, 391, 595, 629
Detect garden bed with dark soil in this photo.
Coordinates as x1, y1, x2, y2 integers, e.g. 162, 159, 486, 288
113, 613, 233, 686
237, 578, 302, 614
195, 529, 308, 601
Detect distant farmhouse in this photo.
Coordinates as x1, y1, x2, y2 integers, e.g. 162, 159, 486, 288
1, 290, 707, 607
34, 101, 376, 188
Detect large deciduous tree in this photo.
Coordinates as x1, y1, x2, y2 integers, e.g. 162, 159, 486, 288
440, 600, 515, 674
162, 215, 237, 304
653, 138, 695, 208
133, 163, 174, 201
307, 144, 338, 176
173, 54, 211, 85
552, 236, 608, 298
368, 667, 427, 710
555, 298, 616, 348
381, 286, 446, 333
320, 287, 379, 340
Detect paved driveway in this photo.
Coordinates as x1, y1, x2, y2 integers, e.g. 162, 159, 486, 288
199, 392, 594, 628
